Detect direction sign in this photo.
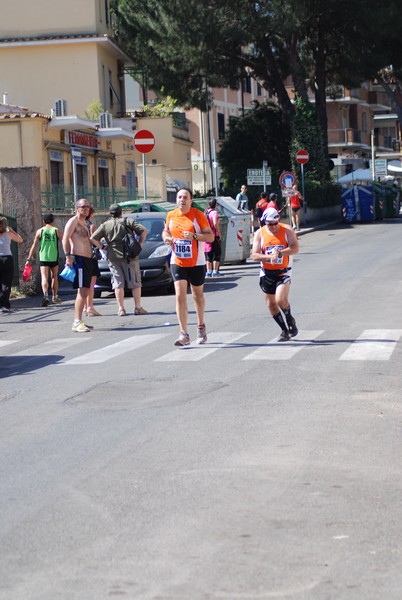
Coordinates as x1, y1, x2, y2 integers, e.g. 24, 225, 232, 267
71, 147, 81, 159
133, 129, 155, 154
295, 149, 309, 164
279, 171, 296, 189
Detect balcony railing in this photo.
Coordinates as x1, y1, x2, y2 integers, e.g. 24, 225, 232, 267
41, 185, 138, 213
328, 128, 363, 145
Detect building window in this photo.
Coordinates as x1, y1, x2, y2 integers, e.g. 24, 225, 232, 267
126, 161, 136, 192
217, 113, 225, 140
362, 112, 367, 133
242, 77, 252, 94
257, 82, 262, 96
109, 70, 113, 109
105, 0, 109, 26
50, 151, 64, 186
98, 159, 109, 188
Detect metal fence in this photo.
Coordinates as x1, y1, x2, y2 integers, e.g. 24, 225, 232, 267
41, 185, 138, 213
0, 210, 19, 286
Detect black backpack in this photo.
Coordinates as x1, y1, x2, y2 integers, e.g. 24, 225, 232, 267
122, 218, 142, 262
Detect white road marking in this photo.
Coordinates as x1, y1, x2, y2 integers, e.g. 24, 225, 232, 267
156, 332, 249, 362
243, 330, 325, 360
7, 338, 88, 356
62, 334, 169, 365
339, 329, 402, 361
0, 340, 17, 349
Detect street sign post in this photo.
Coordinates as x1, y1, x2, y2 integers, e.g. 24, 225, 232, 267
247, 167, 272, 186
133, 130, 155, 200
295, 149, 309, 165
279, 171, 296, 194
295, 149, 309, 219
71, 147, 81, 202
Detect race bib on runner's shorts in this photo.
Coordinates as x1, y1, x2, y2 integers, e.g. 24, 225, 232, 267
174, 239, 193, 259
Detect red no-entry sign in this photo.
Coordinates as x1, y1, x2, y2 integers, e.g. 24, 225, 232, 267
133, 129, 155, 154
295, 149, 309, 164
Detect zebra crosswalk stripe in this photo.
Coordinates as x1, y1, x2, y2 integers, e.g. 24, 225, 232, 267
0, 340, 17, 348
243, 330, 324, 361
62, 333, 169, 365
339, 329, 402, 361
155, 332, 249, 362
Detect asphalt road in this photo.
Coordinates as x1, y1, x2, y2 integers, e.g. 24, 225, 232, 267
1, 219, 402, 599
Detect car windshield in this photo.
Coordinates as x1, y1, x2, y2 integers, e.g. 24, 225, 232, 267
135, 217, 165, 241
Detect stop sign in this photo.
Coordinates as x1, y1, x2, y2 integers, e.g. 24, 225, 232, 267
295, 149, 309, 164
133, 129, 155, 154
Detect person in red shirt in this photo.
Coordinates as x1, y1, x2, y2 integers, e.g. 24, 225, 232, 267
287, 184, 303, 231
251, 207, 299, 342
163, 188, 214, 346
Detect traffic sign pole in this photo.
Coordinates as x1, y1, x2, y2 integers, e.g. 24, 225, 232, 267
295, 150, 309, 222
133, 130, 156, 201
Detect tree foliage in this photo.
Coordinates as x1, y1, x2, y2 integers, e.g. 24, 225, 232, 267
217, 102, 291, 196
115, 0, 402, 183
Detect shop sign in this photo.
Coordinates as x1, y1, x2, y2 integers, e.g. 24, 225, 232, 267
65, 130, 99, 149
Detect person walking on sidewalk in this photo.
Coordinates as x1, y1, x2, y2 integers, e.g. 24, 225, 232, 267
287, 184, 303, 231
0, 216, 23, 313
162, 187, 214, 346
252, 207, 299, 342
204, 197, 224, 277
91, 204, 147, 317
26, 213, 63, 306
62, 199, 94, 333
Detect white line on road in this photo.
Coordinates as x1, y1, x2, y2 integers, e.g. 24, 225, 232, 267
243, 330, 325, 360
0, 340, 17, 349
62, 334, 169, 365
155, 332, 249, 362
8, 338, 89, 357
339, 329, 402, 361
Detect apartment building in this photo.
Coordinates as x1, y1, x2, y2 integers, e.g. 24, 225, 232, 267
0, 0, 193, 205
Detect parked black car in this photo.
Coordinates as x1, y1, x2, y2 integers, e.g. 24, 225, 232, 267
93, 212, 173, 297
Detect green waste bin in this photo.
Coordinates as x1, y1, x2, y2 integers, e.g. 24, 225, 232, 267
372, 184, 400, 218
372, 184, 384, 220
384, 186, 400, 217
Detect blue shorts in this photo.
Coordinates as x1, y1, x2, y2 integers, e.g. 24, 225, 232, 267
72, 255, 93, 289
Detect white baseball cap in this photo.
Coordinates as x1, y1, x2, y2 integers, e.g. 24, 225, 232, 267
262, 207, 280, 223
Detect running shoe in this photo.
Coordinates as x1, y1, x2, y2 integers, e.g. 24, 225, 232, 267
41, 297, 50, 307
118, 308, 127, 316
277, 329, 290, 342
134, 306, 148, 315
212, 271, 224, 277
196, 324, 207, 344
287, 316, 298, 338
174, 332, 190, 346
52, 296, 62, 304
72, 321, 90, 333
206, 271, 213, 277
1, 307, 11, 313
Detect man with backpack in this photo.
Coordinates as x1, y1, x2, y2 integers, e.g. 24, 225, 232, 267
91, 204, 147, 317
204, 197, 223, 277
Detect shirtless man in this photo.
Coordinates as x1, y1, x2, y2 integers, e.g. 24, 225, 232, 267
62, 199, 94, 333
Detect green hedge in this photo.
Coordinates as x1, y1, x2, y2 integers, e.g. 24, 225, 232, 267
304, 180, 342, 208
